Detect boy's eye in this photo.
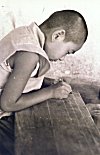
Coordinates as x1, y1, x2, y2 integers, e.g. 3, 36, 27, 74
72, 51, 76, 54
67, 51, 75, 54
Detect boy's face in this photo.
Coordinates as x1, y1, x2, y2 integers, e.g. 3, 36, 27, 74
44, 40, 84, 61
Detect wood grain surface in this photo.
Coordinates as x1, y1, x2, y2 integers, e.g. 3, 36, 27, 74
15, 92, 100, 155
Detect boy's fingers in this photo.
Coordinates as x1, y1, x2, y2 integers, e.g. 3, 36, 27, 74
64, 86, 72, 92
61, 82, 72, 91
54, 81, 72, 93
86, 104, 100, 111
91, 110, 100, 117
59, 86, 72, 95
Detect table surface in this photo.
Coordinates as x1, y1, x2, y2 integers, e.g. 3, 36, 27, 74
15, 92, 100, 155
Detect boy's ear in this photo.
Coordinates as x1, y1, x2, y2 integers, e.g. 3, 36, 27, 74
52, 29, 65, 42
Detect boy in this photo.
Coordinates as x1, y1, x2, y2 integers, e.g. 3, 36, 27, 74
0, 10, 88, 154
0, 10, 88, 112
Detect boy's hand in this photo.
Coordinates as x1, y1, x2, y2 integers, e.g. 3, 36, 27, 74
86, 103, 100, 128
50, 81, 72, 99
86, 103, 100, 117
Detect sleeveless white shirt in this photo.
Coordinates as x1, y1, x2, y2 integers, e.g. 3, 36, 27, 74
0, 22, 50, 118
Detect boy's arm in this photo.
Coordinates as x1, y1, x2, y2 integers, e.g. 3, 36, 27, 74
43, 77, 66, 86
0, 51, 53, 112
43, 77, 55, 87
0, 51, 72, 112
1, 86, 53, 112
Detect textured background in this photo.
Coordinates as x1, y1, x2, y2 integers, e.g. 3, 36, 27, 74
0, 0, 100, 82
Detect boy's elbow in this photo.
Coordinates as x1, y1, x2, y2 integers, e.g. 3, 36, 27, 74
0, 99, 15, 112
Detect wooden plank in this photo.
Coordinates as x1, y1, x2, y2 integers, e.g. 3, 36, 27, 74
72, 92, 100, 145
15, 102, 58, 155
48, 92, 100, 155
15, 92, 100, 155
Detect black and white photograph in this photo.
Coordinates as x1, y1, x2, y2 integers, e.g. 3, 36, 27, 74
0, 0, 100, 155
